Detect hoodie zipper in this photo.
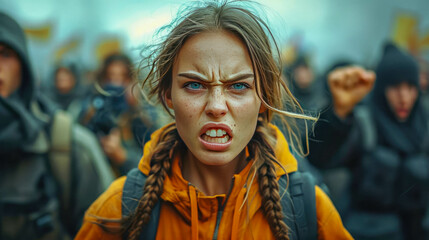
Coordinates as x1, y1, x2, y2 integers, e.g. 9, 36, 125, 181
212, 177, 235, 240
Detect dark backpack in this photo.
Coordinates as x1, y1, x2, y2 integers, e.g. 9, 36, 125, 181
121, 168, 318, 240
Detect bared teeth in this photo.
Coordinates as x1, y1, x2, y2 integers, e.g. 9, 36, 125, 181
205, 129, 228, 137
202, 134, 230, 143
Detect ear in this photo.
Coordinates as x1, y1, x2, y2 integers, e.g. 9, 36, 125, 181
259, 103, 267, 113
165, 89, 173, 109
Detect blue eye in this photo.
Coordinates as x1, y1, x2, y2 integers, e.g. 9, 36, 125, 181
231, 83, 249, 90
185, 82, 203, 90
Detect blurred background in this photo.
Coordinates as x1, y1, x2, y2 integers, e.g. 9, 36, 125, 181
1, 1, 429, 238
0, 0, 428, 85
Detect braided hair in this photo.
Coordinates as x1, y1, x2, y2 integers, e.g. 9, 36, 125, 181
247, 120, 290, 240
123, 124, 182, 239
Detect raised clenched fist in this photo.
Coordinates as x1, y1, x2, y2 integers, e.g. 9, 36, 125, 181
328, 66, 376, 118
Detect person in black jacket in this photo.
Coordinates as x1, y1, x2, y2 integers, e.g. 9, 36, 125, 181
0, 12, 114, 239
308, 42, 429, 239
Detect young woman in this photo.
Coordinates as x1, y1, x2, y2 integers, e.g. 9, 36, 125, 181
76, 1, 352, 239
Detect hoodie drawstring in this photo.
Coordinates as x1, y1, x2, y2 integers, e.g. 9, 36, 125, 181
231, 188, 246, 240
189, 184, 199, 240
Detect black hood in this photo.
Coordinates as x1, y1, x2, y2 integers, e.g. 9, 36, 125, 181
373, 42, 419, 107
370, 42, 426, 154
0, 12, 45, 154
0, 12, 35, 106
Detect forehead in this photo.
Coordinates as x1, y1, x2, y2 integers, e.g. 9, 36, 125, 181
174, 30, 252, 73
0, 43, 16, 52
107, 61, 128, 70
0, 43, 21, 64
388, 82, 417, 90
56, 67, 74, 76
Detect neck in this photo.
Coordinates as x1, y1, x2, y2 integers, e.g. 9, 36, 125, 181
181, 150, 247, 196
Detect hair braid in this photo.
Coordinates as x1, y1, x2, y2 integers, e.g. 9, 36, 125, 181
248, 121, 289, 240
124, 124, 181, 240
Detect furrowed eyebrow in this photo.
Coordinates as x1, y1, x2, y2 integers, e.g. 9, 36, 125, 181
224, 73, 254, 82
177, 72, 254, 83
177, 72, 209, 82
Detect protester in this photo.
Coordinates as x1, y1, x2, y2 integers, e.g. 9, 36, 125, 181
284, 55, 327, 113
308, 42, 429, 239
76, 1, 352, 239
79, 53, 155, 176
45, 61, 86, 120
0, 12, 114, 239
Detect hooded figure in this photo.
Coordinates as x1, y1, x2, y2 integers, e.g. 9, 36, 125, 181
371, 43, 427, 155
0, 11, 42, 152
308, 42, 429, 239
0, 12, 114, 239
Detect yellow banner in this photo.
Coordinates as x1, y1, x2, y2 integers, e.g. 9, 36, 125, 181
392, 14, 418, 54
24, 23, 52, 41
54, 37, 81, 61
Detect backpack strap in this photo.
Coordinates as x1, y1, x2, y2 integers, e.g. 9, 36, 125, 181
279, 171, 318, 240
122, 168, 160, 240
49, 110, 73, 212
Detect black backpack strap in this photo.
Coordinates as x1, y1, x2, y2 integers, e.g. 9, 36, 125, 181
122, 168, 161, 240
279, 171, 318, 240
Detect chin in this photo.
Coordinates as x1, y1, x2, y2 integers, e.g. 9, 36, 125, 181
395, 115, 409, 122
201, 154, 235, 166
194, 150, 240, 166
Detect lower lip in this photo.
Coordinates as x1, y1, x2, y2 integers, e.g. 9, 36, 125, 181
397, 109, 409, 117
199, 136, 232, 151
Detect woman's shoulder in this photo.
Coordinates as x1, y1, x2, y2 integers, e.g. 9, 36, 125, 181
75, 176, 126, 239
85, 176, 126, 218
314, 186, 353, 239
75, 176, 127, 239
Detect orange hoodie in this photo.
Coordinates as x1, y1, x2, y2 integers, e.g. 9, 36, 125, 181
76, 124, 353, 240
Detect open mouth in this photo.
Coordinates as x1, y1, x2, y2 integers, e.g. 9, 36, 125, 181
199, 124, 233, 151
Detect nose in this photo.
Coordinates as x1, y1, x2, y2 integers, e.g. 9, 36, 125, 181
397, 85, 413, 105
205, 87, 228, 118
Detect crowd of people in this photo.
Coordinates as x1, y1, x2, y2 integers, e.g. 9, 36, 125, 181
0, 1, 428, 239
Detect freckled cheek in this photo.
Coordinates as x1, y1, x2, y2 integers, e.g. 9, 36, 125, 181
174, 98, 202, 120
227, 97, 261, 117
228, 98, 260, 135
